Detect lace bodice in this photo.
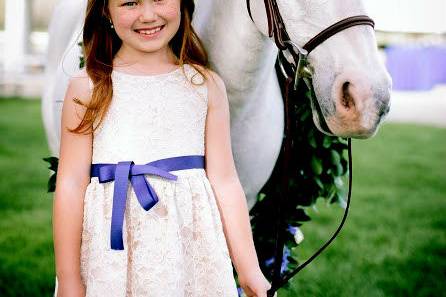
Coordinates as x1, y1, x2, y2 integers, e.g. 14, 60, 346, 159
92, 64, 208, 165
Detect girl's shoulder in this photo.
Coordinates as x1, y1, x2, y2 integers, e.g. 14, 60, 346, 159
188, 64, 227, 109
188, 63, 225, 91
70, 67, 91, 86
67, 68, 93, 105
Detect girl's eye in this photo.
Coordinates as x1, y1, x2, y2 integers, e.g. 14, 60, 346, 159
122, 1, 138, 7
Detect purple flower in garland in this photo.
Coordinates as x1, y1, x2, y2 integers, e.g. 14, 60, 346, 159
264, 256, 274, 267
263, 246, 291, 274
263, 224, 304, 276
281, 246, 291, 274
287, 225, 298, 235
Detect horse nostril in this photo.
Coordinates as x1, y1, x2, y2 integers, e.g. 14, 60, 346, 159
342, 81, 355, 110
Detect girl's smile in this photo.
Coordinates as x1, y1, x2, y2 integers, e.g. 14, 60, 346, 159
134, 24, 165, 39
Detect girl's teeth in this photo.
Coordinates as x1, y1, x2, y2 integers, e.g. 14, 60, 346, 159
140, 26, 162, 35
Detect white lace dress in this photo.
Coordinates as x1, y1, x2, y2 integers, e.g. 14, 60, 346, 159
53, 64, 239, 297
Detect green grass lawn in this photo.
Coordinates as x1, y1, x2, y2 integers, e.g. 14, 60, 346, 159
0, 98, 445, 297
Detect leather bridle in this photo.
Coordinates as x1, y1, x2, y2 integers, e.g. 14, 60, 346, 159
246, 1, 376, 296
247, 0, 375, 52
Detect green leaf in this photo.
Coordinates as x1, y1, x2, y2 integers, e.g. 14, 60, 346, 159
327, 186, 337, 201
43, 156, 59, 172
309, 136, 317, 148
323, 137, 332, 148
43, 156, 59, 193
334, 176, 344, 188
47, 173, 57, 193
336, 193, 347, 209
78, 41, 84, 69
330, 150, 341, 165
334, 162, 344, 176
79, 56, 85, 69
305, 90, 312, 100
288, 257, 298, 265
338, 137, 348, 145
314, 176, 324, 189
311, 156, 323, 175
300, 109, 311, 121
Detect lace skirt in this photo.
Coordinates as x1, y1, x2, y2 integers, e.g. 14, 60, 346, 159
54, 169, 239, 297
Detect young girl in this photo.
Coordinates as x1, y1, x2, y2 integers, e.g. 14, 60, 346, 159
52, 0, 272, 296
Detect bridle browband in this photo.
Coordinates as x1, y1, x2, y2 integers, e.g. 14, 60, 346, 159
245, 1, 376, 296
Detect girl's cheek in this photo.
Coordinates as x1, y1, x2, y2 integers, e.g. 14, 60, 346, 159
115, 13, 138, 29
157, 1, 180, 19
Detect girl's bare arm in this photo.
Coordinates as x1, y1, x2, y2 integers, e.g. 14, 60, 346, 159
203, 69, 264, 279
53, 70, 92, 289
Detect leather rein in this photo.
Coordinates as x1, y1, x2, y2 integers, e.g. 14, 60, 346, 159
246, 1, 375, 296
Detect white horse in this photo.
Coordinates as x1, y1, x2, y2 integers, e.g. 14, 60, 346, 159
42, 0, 392, 210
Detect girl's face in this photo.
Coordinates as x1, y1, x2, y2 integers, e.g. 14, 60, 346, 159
108, 0, 181, 54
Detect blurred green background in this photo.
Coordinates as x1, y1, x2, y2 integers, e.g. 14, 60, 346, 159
0, 98, 444, 296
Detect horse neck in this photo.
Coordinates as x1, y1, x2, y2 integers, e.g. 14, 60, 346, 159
194, 0, 278, 97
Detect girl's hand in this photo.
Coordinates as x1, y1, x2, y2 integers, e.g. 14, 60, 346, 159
238, 269, 276, 297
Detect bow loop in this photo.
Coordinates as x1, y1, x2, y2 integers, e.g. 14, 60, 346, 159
131, 164, 178, 180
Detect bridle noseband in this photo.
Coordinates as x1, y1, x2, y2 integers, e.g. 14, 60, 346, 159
245, 1, 376, 296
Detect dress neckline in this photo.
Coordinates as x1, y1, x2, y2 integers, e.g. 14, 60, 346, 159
112, 64, 185, 78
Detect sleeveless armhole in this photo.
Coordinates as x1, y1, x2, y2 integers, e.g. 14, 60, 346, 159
183, 64, 208, 107
84, 74, 100, 132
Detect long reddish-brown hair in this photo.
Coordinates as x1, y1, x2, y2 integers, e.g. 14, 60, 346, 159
70, 0, 209, 134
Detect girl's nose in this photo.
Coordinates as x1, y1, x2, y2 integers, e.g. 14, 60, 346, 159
139, 2, 158, 22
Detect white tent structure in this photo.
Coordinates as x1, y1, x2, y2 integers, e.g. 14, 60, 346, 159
363, 0, 446, 34
1, 0, 54, 97
3, 0, 30, 74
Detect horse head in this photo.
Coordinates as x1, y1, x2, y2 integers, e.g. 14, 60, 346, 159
248, 0, 392, 138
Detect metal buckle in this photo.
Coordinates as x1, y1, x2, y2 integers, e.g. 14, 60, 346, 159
284, 39, 308, 57
277, 39, 314, 91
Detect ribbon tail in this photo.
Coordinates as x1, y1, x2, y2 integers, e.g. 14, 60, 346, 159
110, 162, 132, 250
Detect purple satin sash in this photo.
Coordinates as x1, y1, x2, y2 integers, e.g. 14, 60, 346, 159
90, 155, 205, 250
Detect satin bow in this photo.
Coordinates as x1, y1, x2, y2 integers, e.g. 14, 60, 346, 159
91, 155, 205, 250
